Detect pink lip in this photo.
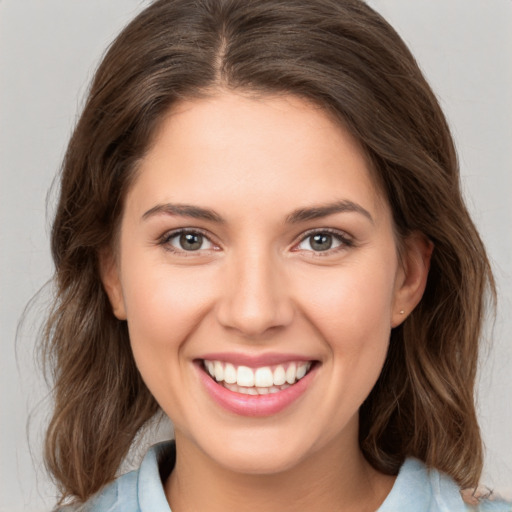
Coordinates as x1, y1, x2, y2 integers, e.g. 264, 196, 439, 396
195, 360, 318, 417
198, 352, 314, 367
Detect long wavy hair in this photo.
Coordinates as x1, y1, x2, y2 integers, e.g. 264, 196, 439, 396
42, 0, 495, 504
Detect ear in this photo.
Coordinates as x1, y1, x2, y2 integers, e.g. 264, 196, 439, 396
391, 232, 433, 327
98, 247, 127, 320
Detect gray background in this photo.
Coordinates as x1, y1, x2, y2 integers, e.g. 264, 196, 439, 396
1, 1, 511, 510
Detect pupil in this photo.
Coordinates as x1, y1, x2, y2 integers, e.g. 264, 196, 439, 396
180, 233, 203, 251
311, 233, 332, 251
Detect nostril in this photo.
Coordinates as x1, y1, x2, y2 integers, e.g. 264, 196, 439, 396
215, 297, 295, 337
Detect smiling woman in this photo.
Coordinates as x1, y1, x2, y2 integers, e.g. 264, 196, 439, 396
38, 1, 510, 511
100, 94, 430, 492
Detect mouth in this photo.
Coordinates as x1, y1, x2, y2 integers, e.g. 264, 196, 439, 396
200, 359, 316, 396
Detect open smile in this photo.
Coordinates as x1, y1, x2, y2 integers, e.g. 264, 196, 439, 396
203, 360, 313, 395
196, 356, 319, 417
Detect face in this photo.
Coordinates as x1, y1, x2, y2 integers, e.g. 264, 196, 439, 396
102, 92, 429, 476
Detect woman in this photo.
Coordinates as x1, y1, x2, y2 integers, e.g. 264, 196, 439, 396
42, 0, 509, 510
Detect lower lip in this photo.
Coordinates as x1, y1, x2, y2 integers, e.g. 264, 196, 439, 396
196, 363, 317, 417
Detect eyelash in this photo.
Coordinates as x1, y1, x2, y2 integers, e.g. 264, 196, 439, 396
157, 228, 354, 256
158, 228, 219, 255
293, 228, 354, 256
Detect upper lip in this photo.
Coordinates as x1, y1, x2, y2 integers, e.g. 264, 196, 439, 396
197, 352, 317, 367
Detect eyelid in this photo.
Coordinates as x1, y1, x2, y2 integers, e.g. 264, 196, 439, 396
291, 227, 354, 254
158, 227, 221, 254
157, 226, 353, 256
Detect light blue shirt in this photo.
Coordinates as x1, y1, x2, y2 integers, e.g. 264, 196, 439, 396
62, 441, 511, 511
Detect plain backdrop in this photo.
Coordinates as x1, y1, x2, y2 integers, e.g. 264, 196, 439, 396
1, 1, 511, 510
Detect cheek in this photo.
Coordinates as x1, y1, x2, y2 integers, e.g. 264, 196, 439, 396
306, 276, 392, 317
295, 258, 397, 355
120, 257, 216, 376
125, 273, 207, 339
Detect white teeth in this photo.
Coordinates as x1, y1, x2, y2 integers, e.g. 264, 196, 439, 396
254, 367, 273, 387
273, 365, 286, 386
224, 363, 237, 384
223, 383, 290, 394
203, 360, 313, 392
205, 360, 215, 377
296, 363, 308, 380
214, 361, 224, 381
237, 366, 254, 387
285, 363, 296, 384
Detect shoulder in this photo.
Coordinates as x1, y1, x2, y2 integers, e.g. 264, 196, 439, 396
56, 441, 176, 512
379, 458, 512, 512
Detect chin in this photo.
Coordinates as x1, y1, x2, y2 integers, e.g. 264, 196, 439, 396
189, 424, 329, 476
213, 445, 306, 476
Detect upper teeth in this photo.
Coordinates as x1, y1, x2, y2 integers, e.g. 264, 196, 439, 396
204, 360, 312, 388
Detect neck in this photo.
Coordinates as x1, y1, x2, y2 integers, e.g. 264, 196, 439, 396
165, 426, 395, 512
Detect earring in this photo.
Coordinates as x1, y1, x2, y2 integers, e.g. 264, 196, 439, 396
399, 310, 405, 315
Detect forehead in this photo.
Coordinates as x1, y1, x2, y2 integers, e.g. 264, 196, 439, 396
127, 92, 389, 223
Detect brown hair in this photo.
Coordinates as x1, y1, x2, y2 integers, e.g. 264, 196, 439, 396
42, 0, 495, 503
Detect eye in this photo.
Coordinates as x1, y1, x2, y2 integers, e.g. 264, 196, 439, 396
160, 229, 217, 253
295, 230, 352, 253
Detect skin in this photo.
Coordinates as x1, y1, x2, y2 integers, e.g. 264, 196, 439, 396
101, 91, 432, 512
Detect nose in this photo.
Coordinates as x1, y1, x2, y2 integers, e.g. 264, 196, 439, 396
215, 250, 294, 338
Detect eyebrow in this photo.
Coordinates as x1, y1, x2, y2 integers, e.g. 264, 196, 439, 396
142, 203, 225, 223
141, 199, 374, 225
286, 200, 374, 224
